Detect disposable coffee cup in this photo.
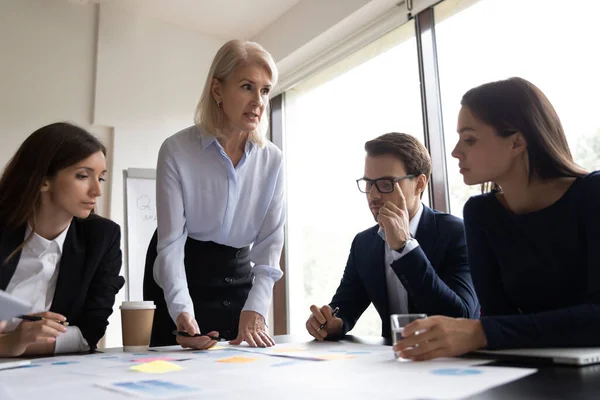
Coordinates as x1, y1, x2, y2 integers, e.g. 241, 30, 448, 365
120, 301, 155, 352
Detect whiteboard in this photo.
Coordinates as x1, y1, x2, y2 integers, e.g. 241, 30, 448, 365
123, 168, 156, 301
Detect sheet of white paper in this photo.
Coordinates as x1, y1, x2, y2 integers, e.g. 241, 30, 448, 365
0, 290, 31, 320
0, 358, 31, 371
0, 341, 536, 400
225, 340, 493, 364
0, 382, 16, 400
95, 379, 201, 398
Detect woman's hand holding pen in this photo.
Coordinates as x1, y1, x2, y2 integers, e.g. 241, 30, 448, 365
175, 312, 217, 350
306, 305, 343, 341
0, 311, 67, 357
230, 311, 275, 348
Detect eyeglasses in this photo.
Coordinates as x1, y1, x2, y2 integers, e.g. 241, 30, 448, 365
356, 175, 416, 194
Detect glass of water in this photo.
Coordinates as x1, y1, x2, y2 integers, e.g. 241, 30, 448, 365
390, 313, 427, 361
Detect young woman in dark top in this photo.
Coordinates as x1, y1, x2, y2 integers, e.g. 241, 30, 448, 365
0, 123, 124, 357
394, 77, 599, 360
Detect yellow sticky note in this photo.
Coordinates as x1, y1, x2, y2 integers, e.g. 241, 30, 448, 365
216, 356, 258, 363
130, 360, 184, 373
273, 347, 305, 353
207, 345, 227, 351
318, 354, 356, 360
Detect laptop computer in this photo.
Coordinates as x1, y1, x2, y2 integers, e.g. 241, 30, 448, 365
476, 348, 600, 366
0, 359, 31, 370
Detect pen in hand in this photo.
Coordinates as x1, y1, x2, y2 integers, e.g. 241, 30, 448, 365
172, 330, 221, 341
317, 307, 340, 332
17, 315, 69, 326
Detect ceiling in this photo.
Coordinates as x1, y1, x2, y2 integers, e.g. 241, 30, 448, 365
82, 0, 303, 39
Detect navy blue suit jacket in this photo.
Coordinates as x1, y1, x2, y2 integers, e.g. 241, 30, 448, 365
330, 205, 479, 338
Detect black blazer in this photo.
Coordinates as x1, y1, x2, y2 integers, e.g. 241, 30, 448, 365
330, 205, 479, 338
0, 214, 125, 350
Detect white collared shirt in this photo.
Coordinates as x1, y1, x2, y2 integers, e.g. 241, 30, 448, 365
378, 202, 424, 315
5, 225, 89, 354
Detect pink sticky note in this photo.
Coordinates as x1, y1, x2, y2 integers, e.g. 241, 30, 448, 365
131, 357, 176, 363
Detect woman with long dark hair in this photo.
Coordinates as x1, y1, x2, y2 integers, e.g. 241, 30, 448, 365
394, 77, 599, 360
0, 122, 124, 357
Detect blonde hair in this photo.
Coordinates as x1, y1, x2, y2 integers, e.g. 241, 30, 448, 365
195, 40, 278, 146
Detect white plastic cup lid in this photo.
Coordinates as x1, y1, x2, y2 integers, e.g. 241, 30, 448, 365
120, 301, 156, 310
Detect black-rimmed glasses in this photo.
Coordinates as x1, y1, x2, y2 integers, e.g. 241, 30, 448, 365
356, 175, 416, 194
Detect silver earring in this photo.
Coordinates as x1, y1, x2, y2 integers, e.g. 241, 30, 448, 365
216, 100, 222, 108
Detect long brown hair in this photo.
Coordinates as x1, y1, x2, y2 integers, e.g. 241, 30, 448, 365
0, 123, 106, 259
461, 77, 587, 192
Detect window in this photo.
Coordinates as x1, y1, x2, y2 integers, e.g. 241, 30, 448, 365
284, 22, 425, 335
435, 0, 600, 216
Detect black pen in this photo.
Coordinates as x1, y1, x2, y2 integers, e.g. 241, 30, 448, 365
17, 315, 69, 326
172, 330, 221, 341
317, 307, 339, 332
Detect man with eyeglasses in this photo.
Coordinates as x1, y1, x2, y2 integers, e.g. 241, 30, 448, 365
306, 133, 479, 341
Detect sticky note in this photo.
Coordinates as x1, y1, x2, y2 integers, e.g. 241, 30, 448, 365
273, 347, 305, 353
51, 361, 80, 365
317, 354, 357, 360
216, 356, 258, 363
130, 360, 184, 373
207, 345, 227, 351
97, 379, 200, 397
131, 356, 176, 363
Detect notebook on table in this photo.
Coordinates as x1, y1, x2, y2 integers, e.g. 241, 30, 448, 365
477, 348, 600, 366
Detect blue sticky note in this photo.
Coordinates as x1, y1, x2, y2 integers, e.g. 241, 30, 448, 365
51, 361, 79, 366
431, 368, 483, 376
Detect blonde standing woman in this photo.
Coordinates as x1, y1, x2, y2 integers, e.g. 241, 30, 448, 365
144, 40, 284, 350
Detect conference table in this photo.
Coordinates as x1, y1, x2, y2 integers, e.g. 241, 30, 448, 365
2, 334, 599, 399
311, 335, 600, 400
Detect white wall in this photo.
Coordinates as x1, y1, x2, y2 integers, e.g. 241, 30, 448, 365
0, 0, 97, 163
0, 0, 114, 217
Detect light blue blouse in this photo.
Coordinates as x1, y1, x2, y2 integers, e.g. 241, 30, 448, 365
153, 125, 285, 323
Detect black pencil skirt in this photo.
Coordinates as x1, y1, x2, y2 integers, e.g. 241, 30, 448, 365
143, 229, 253, 347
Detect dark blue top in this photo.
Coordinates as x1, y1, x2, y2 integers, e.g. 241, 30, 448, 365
463, 171, 600, 349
